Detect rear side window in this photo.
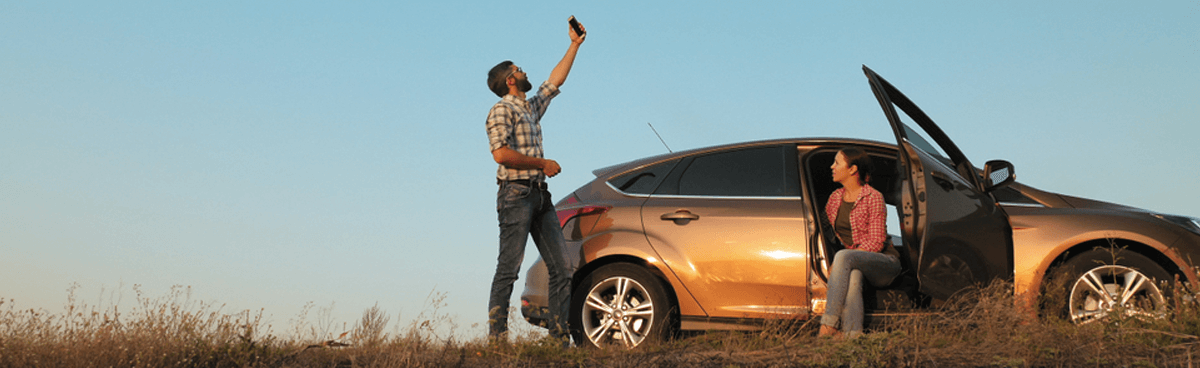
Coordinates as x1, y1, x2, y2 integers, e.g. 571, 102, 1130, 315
676, 146, 796, 197
607, 159, 679, 195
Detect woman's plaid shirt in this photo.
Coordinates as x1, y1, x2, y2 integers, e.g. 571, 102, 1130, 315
824, 184, 888, 253
486, 82, 560, 181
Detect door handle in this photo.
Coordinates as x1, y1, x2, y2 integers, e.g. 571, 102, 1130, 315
661, 210, 700, 225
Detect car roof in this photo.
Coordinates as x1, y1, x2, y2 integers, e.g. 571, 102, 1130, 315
591, 137, 896, 178
589, 136, 1155, 215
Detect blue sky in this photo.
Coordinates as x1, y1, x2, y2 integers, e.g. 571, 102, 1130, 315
3, 1, 1197, 339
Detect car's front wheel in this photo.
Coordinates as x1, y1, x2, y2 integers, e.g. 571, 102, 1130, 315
1055, 248, 1170, 324
570, 263, 673, 349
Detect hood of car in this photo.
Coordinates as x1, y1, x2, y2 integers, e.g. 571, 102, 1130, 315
1003, 182, 1200, 238
1007, 182, 1147, 213
1055, 193, 1148, 213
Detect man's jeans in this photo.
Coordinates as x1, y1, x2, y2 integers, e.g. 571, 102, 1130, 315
489, 181, 572, 340
821, 249, 901, 335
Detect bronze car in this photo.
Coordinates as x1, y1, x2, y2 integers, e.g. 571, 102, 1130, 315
520, 66, 1200, 348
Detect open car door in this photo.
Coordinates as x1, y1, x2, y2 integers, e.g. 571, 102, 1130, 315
863, 65, 1014, 300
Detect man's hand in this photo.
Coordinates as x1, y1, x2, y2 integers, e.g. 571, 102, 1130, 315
492, 146, 562, 178
569, 18, 586, 44
548, 17, 585, 87
542, 159, 561, 177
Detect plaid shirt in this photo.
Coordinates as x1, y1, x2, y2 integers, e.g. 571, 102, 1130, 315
824, 184, 888, 253
486, 81, 560, 181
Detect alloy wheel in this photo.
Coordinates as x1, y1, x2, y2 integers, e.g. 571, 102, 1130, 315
579, 275, 657, 348
1068, 265, 1166, 324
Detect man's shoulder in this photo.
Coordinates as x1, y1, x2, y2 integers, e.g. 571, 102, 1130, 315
488, 97, 520, 117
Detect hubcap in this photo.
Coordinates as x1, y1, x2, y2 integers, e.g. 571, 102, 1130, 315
581, 276, 655, 348
1069, 265, 1166, 324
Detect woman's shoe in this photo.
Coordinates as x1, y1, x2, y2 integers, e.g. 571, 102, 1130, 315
818, 325, 843, 339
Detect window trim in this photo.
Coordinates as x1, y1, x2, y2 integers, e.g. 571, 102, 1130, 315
998, 202, 1046, 208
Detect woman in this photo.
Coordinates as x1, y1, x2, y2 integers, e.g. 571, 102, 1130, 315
818, 147, 902, 338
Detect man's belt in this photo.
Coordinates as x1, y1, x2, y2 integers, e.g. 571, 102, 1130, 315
498, 178, 548, 190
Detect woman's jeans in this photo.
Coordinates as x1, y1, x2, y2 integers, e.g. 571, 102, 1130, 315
821, 249, 902, 335
489, 181, 572, 341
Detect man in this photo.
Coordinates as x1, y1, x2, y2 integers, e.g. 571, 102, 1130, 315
484, 18, 585, 344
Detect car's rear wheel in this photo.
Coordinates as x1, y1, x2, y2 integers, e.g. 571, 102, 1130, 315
1055, 248, 1169, 324
570, 263, 673, 349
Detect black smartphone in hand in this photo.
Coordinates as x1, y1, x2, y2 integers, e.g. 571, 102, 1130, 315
569, 16, 585, 37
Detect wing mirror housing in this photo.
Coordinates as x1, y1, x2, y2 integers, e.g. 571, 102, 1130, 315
982, 160, 1015, 192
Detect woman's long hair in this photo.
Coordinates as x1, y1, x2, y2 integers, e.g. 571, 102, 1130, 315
839, 147, 873, 185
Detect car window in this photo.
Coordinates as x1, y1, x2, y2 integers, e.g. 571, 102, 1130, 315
900, 122, 948, 162
677, 146, 795, 197
607, 159, 680, 195
888, 97, 979, 187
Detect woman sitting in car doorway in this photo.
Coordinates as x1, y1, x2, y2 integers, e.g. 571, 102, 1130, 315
818, 147, 902, 339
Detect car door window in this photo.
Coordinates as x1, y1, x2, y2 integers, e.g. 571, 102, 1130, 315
677, 146, 797, 197
893, 113, 964, 178
895, 114, 978, 190
899, 122, 948, 162
607, 159, 680, 195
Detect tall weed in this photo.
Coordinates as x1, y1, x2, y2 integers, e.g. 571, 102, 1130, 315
3, 281, 1199, 367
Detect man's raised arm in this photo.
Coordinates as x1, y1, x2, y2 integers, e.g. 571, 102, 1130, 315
547, 18, 586, 88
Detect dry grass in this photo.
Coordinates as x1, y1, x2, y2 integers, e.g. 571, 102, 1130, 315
3, 280, 1200, 367
0, 284, 282, 367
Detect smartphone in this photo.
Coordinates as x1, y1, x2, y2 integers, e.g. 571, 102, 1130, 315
569, 16, 585, 37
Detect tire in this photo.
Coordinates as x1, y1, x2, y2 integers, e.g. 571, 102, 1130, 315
570, 263, 674, 349
1053, 248, 1170, 324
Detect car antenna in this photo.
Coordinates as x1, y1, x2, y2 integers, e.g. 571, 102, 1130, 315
648, 123, 672, 153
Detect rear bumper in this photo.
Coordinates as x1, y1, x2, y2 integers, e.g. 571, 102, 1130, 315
520, 296, 551, 327
519, 258, 551, 327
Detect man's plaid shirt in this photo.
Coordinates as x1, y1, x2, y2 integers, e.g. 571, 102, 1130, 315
486, 81, 560, 181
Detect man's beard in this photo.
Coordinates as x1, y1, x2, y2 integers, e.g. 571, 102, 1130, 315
517, 78, 533, 92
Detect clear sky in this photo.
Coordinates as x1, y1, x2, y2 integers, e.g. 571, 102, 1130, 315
3, 1, 1198, 340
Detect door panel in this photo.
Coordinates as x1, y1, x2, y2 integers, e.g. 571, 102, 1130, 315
904, 145, 1013, 297
864, 66, 1014, 300
640, 145, 811, 318
642, 197, 809, 318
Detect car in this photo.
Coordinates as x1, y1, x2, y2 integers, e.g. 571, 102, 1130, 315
519, 66, 1200, 349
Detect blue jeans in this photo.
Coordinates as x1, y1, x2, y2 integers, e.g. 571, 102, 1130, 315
821, 249, 901, 335
489, 181, 572, 340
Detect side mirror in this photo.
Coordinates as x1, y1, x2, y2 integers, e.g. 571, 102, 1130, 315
982, 160, 1015, 192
